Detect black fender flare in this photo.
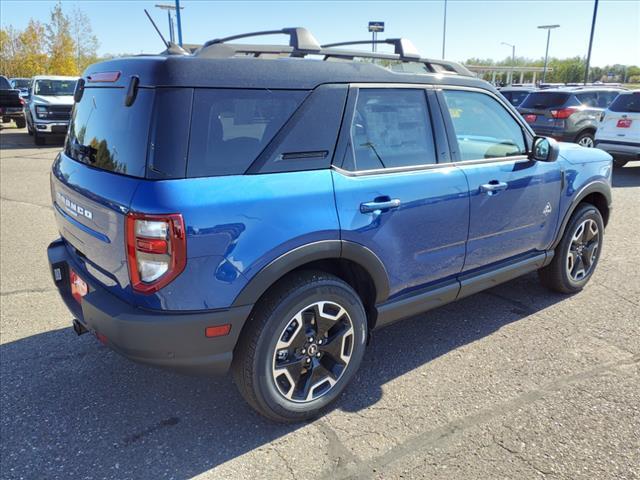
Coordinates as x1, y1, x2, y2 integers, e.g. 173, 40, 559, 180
231, 240, 390, 307
551, 180, 612, 249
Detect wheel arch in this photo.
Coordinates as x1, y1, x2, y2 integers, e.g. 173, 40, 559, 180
231, 240, 390, 315
574, 126, 597, 142
552, 180, 611, 249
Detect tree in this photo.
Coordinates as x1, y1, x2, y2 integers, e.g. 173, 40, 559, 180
45, 1, 76, 75
0, 26, 20, 77
17, 20, 47, 77
70, 7, 99, 74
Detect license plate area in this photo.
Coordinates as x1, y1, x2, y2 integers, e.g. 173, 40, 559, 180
617, 119, 632, 128
70, 269, 88, 304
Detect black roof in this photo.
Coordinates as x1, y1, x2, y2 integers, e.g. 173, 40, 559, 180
84, 55, 491, 91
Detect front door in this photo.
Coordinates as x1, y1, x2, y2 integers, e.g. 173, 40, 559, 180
438, 88, 562, 271
332, 87, 470, 298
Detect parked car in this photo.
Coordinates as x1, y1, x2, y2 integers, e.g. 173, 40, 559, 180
498, 85, 535, 107
595, 90, 640, 168
47, 28, 613, 422
518, 87, 625, 147
10, 77, 32, 97
25, 75, 78, 145
0, 75, 26, 128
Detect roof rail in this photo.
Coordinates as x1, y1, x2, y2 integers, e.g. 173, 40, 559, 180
201, 27, 321, 53
321, 39, 421, 60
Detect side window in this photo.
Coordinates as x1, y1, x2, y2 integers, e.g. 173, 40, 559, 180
187, 89, 306, 177
347, 89, 436, 171
576, 92, 598, 107
597, 91, 618, 108
442, 90, 526, 161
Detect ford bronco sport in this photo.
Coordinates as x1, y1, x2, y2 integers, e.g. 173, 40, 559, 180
47, 28, 612, 422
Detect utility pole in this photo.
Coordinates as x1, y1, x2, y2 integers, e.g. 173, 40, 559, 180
175, 0, 183, 47
538, 24, 560, 84
442, 0, 448, 59
501, 42, 515, 85
155, 3, 183, 45
584, 0, 599, 85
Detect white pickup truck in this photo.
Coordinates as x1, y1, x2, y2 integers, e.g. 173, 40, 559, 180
25, 75, 78, 145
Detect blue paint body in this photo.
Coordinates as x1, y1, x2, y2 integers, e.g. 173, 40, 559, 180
51, 140, 611, 312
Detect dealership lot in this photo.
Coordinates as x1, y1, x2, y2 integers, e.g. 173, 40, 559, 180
0, 125, 638, 479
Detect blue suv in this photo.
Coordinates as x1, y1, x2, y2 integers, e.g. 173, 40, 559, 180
47, 28, 613, 422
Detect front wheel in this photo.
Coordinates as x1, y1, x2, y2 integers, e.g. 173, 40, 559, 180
233, 271, 368, 423
34, 132, 45, 146
539, 204, 604, 293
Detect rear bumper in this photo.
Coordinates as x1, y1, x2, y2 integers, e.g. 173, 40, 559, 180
594, 140, 640, 160
47, 238, 253, 376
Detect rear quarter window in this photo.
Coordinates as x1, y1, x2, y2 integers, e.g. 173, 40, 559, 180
187, 89, 307, 177
609, 92, 640, 113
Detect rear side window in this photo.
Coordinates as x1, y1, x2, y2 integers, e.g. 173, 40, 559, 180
442, 90, 526, 161
66, 88, 154, 178
576, 91, 598, 107
520, 92, 573, 109
597, 91, 620, 108
609, 92, 640, 113
501, 90, 530, 106
347, 89, 436, 171
187, 89, 306, 177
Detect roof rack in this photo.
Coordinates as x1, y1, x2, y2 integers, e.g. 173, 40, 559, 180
194, 27, 473, 77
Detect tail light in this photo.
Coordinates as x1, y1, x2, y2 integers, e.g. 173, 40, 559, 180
19, 97, 25, 106
126, 212, 186, 294
550, 107, 578, 119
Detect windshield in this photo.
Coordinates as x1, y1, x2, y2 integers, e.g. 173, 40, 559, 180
34, 79, 76, 96
609, 92, 640, 113
520, 92, 572, 109
11, 79, 31, 90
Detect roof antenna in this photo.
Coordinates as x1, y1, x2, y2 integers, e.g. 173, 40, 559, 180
144, 9, 170, 48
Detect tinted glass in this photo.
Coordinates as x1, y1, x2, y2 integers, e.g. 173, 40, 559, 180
576, 91, 598, 107
520, 92, 571, 109
0, 76, 12, 89
34, 79, 76, 96
443, 90, 526, 161
348, 89, 436, 171
187, 89, 306, 177
11, 79, 31, 89
65, 87, 154, 178
501, 90, 531, 106
609, 92, 640, 113
596, 91, 620, 108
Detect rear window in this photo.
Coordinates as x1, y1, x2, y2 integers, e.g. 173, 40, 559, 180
187, 89, 306, 177
0, 76, 11, 89
501, 90, 531, 106
65, 88, 154, 178
609, 92, 640, 113
520, 92, 572, 109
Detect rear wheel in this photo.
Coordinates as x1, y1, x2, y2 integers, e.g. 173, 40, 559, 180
539, 204, 604, 293
575, 131, 595, 148
233, 271, 367, 423
15, 117, 26, 129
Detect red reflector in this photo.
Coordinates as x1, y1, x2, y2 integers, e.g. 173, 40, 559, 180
70, 269, 88, 304
617, 119, 632, 128
524, 114, 537, 123
205, 324, 231, 338
95, 332, 108, 345
136, 237, 168, 254
87, 71, 121, 83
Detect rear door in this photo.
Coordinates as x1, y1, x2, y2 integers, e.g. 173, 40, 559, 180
438, 88, 562, 271
332, 86, 470, 299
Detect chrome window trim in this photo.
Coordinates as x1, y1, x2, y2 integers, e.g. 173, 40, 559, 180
332, 155, 529, 177
338, 83, 533, 176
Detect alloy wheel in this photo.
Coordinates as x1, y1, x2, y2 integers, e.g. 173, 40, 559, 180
272, 301, 354, 403
578, 136, 594, 148
566, 218, 599, 282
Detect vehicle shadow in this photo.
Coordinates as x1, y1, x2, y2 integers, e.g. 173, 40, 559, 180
0, 125, 64, 150
0, 272, 568, 479
612, 164, 640, 188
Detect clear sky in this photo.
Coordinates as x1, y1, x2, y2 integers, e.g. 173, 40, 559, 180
1, 0, 639, 67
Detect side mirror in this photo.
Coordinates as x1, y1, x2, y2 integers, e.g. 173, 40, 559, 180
529, 136, 559, 162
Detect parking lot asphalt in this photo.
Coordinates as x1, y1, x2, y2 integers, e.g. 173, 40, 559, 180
0, 124, 638, 480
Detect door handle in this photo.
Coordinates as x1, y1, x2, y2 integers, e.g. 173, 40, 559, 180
360, 198, 401, 213
479, 180, 508, 195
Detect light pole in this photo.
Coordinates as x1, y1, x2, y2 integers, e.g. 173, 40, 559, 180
538, 24, 560, 84
442, 0, 448, 59
155, 3, 183, 45
584, 0, 599, 85
501, 42, 515, 85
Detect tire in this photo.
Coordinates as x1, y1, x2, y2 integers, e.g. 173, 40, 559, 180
613, 158, 628, 168
539, 203, 604, 293
26, 119, 33, 135
575, 131, 595, 148
15, 117, 26, 129
232, 270, 368, 423
34, 132, 45, 146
